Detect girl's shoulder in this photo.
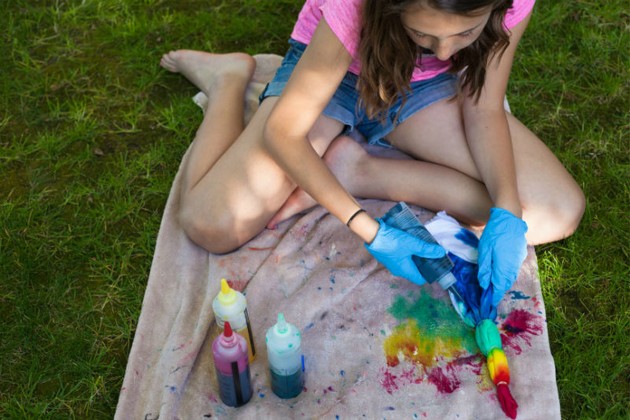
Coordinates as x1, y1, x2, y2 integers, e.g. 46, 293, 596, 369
505, 0, 536, 29
291, 0, 363, 56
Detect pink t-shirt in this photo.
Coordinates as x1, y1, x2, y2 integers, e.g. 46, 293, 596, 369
290, 0, 536, 81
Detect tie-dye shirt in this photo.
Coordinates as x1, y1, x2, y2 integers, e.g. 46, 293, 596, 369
290, 0, 536, 81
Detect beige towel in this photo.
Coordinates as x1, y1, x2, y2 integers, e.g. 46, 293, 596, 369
115, 55, 560, 419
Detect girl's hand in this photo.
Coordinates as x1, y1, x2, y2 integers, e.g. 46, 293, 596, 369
365, 219, 446, 285
478, 208, 528, 305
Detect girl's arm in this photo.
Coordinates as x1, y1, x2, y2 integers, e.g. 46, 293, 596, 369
461, 12, 533, 217
462, 13, 533, 305
265, 18, 448, 286
263, 19, 380, 243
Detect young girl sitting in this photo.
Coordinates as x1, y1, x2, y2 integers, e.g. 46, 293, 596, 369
159, 0, 584, 305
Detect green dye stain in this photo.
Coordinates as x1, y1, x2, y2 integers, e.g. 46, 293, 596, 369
388, 291, 477, 353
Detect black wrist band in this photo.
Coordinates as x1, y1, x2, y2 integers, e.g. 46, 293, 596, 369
346, 209, 366, 227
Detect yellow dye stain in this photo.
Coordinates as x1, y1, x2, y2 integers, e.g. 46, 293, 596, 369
383, 319, 467, 368
477, 372, 495, 392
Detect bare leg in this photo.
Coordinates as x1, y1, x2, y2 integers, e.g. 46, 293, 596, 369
385, 98, 585, 245
267, 135, 493, 229
268, 97, 585, 246
160, 50, 345, 253
160, 50, 256, 193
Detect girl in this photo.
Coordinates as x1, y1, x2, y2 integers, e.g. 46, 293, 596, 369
160, 0, 584, 304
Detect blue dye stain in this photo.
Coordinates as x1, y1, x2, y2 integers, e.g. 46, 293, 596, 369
384, 406, 395, 411
336, 416, 340, 420
258, 392, 265, 398
509, 290, 531, 300
165, 385, 177, 393
413, 414, 418, 419
304, 323, 315, 331
455, 228, 479, 248
317, 286, 322, 291
330, 275, 336, 284
340, 370, 345, 377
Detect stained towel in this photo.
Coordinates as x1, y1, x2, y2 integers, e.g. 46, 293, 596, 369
115, 55, 560, 419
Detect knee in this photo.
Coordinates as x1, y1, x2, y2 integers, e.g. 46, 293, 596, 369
525, 183, 585, 244
553, 183, 586, 238
178, 207, 243, 254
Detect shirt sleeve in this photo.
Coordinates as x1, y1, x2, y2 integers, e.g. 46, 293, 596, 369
504, 0, 536, 30
320, 0, 363, 58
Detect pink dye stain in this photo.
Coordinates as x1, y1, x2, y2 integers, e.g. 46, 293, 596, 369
247, 246, 274, 251
450, 354, 483, 376
427, 365, 461, 394
400, 366, 422, 384
380, 368, 400, 395
380, 355, 481, 395
225, 278, 248, 292
500, 309, 544, 355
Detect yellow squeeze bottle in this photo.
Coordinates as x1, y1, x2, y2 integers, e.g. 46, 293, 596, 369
212, 279, 256, 362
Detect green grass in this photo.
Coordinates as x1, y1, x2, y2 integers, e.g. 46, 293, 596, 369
1, 0, 627, 418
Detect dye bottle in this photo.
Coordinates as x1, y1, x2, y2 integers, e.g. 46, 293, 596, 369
381, 202, 472, 324
211, 321, 253, 407
212, 278, 256, 362
381, 202, 458, 289
265, 313, 304, 399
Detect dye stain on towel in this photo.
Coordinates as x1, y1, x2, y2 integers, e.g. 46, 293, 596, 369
500, 309, 544, 355
386, 291, 477, 359
380, 291, 478, 394
380, 291, 544, 395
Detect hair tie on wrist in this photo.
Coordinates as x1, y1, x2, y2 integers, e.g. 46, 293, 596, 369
346, 209, 366, 227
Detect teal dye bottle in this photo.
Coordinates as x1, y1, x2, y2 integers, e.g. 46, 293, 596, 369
265, 313, 304, 399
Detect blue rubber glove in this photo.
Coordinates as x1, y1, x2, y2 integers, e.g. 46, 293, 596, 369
365, 218, 446, 285
478, 208, 528, 306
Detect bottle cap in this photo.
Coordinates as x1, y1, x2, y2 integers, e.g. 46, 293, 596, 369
217, 278, 237, 305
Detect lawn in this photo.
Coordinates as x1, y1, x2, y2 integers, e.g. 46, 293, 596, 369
1, 0, 627, 418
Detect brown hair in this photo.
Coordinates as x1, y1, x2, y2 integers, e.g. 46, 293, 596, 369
358, 0, 513, 120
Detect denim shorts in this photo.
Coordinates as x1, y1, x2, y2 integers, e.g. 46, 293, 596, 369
259, 39, 458, 147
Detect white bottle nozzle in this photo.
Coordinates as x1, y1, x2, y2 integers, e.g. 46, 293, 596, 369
275, 313, 289, 335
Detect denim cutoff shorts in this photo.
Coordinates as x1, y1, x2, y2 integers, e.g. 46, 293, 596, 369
259, 39, 458, 148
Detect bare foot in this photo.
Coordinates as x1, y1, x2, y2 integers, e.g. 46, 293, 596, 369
266, 135, 370, 229
160, 49, 255, 95
266, 187, 318, 229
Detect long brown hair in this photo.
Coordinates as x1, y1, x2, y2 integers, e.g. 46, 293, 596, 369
358, 0, 513, 120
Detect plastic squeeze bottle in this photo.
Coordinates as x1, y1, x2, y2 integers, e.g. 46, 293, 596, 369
211, 321, 253, 407
265, 313, 304, 399
381, 202, 472, 325
212, 278, 256, 361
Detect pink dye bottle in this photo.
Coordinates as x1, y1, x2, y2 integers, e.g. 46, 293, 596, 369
211, 321, 253, 407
